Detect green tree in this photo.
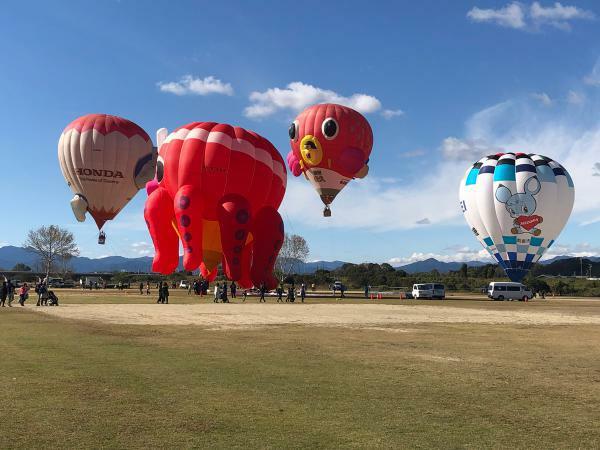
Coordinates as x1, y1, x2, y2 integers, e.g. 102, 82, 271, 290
12, 263, 32, 272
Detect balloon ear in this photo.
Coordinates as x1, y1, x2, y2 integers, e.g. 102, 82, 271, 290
134, 152, 157, 189
355, 164, 369, 179
524, 176, 541, 195
156, 128, 168, 148
495, 184, 512, 204
70, 195, 88, 222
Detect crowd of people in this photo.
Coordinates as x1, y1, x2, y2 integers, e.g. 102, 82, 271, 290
0, 277, 59, 307
1, 274, 323, 308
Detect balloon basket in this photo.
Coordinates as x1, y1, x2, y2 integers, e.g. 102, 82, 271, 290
98, 231, 106, 245
323, 206, 331, 217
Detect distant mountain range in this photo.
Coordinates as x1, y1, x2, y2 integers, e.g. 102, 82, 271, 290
0, 245, 597, 275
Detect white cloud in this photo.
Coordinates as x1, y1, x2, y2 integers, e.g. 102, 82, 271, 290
130, 241, 154, 257
584, 58, 600, 86
530, 1, 594, 30
244, 81, 384, 119
541, 242, 600, 259
531, 92, 553, 106
381, 109, 404, 119
400, 149, 426, 158
281, 163, 466, 233
467, 2, 594, 31
567, 90, 586, 105
388, 247, 490, 265
157, 75, 234, 96
592, 162, 600, 176
441, 137, 501, 162
467, 2, 526, 29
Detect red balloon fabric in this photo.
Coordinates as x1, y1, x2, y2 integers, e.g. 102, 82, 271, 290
286, 103, 373, 214
144, 122, 286, 289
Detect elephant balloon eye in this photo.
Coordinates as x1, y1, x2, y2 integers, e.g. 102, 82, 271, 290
156, 157, 165, 183
322, 118, 339, 140
289, 121, 299, 141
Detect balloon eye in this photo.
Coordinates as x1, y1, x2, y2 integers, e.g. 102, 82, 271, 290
322, 118, 338, 140
289, 121, 299, 142
156, 157, 164, 183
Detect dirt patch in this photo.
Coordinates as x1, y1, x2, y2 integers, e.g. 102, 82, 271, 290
31, 303, 600, 327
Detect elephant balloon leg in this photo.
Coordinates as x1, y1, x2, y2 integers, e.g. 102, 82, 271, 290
145, 189, 179, 274
250, 207, 284, 290
218, 194, 252, 281
174, 186, 204, 271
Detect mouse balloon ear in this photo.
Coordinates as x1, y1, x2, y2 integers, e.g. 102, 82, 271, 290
524, 176, 541, 195
495, 184, 512, 204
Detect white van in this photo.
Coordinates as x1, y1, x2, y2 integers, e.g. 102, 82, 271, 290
487, 282, 533, 301
412, 283, 445, 300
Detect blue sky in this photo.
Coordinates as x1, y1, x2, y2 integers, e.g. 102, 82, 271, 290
2, 0, 600, 264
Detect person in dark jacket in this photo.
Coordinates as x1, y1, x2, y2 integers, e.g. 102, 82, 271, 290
139, 282, 144, 295
157, 282, 164, 304
161, 282, 169, 304
259, 283, 267, 302
276, 285, 283, 303
6, 280, 15, 307
230, 281, 237, 299
0, 281, 7, 307
220, 282, 229, 303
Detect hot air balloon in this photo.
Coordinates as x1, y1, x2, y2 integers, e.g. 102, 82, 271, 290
58, 114, 156, 244
144, 122, 286, 289
287, 103, 373, 216
459, 152, 574, 282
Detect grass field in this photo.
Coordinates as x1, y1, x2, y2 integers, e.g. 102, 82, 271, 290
1, 290, 600, 448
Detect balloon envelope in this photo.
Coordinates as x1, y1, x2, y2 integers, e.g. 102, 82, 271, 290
58, 113, 154, 229
286, 103, 373, 215
144, 122, 286, 289
459, 152, 574, 282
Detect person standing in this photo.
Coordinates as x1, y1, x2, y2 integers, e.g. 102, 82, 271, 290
0, 281, 7, 307
145, 282, 151, 295
19, 283, 30, 306
157, 282, 164, 304
162, 282, 169, 304
7, 280, 15, 307
230, 281, 237, 299
364, 284, 370, 299
242, 290, 248, 302
259, 283, 266, 303
300, 283, 306, 303
139, 282, 144, 295
221, 282, 228, 303
37, 283, 48, 306
276, 285, 283, 303
214, 284, 220, 303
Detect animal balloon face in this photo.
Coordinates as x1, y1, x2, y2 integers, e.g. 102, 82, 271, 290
287, 103, 373, 216
459, 152, 574, 282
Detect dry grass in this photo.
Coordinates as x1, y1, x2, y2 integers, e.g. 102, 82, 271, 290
1, 291, 600, 448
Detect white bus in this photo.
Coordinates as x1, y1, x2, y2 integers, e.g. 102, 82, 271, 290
412, 283, 445, 300
487, 282, 533, 301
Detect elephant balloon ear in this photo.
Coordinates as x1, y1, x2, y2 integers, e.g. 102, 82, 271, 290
156, 128, 168, 148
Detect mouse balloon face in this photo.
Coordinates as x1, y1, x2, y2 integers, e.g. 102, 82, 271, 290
459, 152, 574, 283
287, 103, 373, 216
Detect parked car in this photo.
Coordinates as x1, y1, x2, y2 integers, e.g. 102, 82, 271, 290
412, 283, 445, 300
48, 278, 65, 288
179, 280, 189, 289
487, 282, 533, 301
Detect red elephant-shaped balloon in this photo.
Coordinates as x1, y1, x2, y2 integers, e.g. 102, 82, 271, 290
144, 122, 286, 289
287, 103, 373, 216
